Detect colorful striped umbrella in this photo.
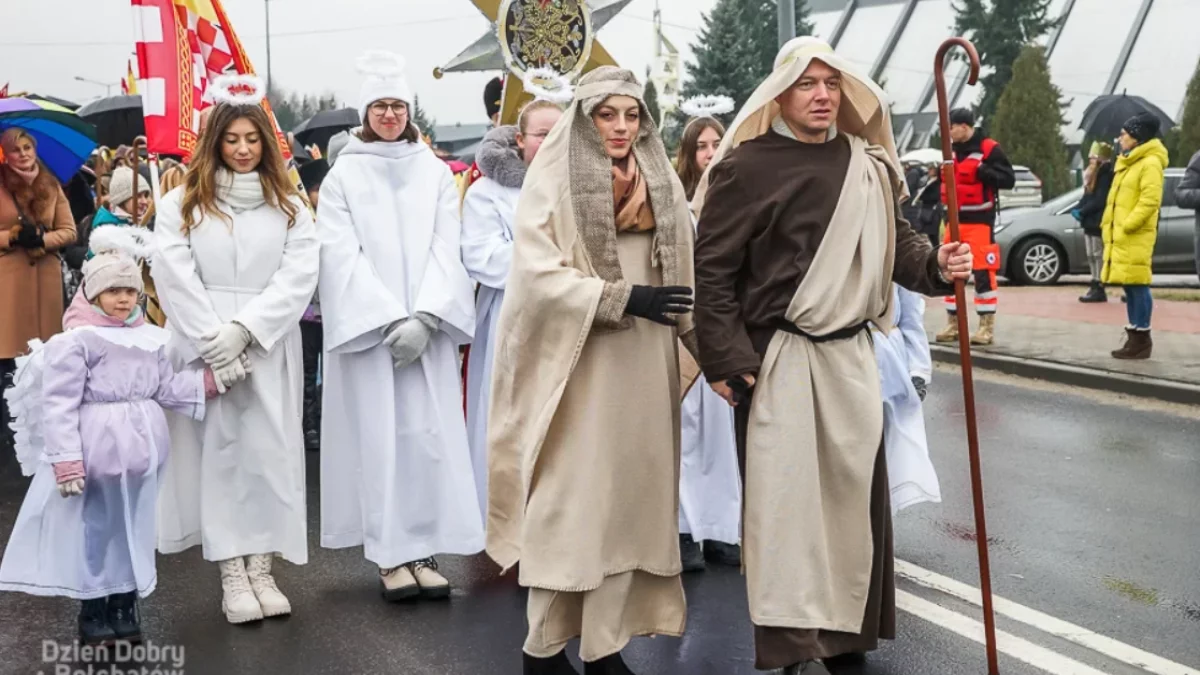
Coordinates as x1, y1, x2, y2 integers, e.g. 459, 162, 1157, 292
0, 97, 98, 183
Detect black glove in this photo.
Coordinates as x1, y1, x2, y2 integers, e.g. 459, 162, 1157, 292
15, 224, 45, 250
727, 376, 753, 406
912, 376, 928, 402
625, 285, 694, 326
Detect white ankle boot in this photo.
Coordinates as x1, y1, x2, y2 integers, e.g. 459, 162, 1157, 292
218, 558, 263, 624
246, 554, 292, 618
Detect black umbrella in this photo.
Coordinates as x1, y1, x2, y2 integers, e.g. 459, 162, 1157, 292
30, 93, 81, 111
76, 94, 145, 148
1079, 93, 1174, 141
293, 108, 360, 154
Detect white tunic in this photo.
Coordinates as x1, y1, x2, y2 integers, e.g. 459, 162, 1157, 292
152, 186, 319, 564
316, 137, 483, 568
874, 284, 941, 514
461, 176, 519, 519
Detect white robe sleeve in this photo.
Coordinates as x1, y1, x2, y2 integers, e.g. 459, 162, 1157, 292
897, 287, 931, 382
461, 183, 513, 290
233, 201, 320, 352
151, 193, 223, 349
414, 168, 476, 346
316, 172, 407, 354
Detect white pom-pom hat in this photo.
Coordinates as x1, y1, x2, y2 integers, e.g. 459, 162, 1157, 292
83, 226, 153, 300
356, 51, 414, 120
209, 74, 267, 107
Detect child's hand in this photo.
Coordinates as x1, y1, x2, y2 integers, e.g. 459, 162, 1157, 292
52, 460, 86, 497
58, 478, 85, 498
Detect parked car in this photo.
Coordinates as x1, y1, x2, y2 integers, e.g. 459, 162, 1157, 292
995, 168, 1195, 285
999, 165, 1044, 210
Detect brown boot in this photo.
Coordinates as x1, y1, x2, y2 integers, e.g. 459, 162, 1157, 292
1112, 328, 1152, 360
935, 315, 959, 343
970, 314, 995, 346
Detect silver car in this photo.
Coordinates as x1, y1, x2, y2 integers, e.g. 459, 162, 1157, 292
995, 168, 1196, 285
1000, 165, 1044, 210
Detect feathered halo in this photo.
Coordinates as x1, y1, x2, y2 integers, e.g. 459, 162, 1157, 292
88, 225, 154, 264
209, 74, 266, 106
357, 51, 406, 78
522, 67, 575, 105
680, 94, 735, 119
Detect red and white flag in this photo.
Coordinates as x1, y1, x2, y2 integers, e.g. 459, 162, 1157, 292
0, 83, 9, 98
131, 0, 290, 159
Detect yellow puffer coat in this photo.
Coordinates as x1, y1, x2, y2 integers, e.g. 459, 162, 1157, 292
1100, 138, 1168, 286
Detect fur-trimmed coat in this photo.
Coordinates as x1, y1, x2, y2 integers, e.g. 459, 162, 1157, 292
0, 164, 76, 358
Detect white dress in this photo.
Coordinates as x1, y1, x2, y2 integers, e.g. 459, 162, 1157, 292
874, 284, 941, 514
461, 176, 519, 519
316, 137, 484, 569
152, 186, 319, 564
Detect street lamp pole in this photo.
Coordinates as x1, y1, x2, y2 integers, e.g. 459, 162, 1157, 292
74, 76, 115, 97
264, 0, 273, 94
778, 0, 796, 48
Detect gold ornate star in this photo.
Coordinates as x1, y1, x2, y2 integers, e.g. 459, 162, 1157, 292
436, 0, 634, 124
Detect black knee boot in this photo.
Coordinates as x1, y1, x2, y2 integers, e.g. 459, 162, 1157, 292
524, 651, 580, 674
584, 653, 636, 675
107, 591, 142, 641
79, 598, 117, 645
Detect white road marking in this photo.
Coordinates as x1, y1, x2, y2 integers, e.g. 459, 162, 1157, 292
897, 590, 1114, 675
897, 559, 1200, 675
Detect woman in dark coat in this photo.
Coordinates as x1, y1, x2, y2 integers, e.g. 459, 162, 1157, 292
1075, 141, 1115, 303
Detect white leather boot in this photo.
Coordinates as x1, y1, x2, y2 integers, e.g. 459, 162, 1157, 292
246, 554, 292, 618
218, 558, 263, 624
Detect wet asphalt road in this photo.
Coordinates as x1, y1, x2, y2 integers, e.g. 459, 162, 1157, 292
1, 369, 1197, 675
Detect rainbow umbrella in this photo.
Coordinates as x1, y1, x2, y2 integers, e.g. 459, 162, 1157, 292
0, 97, 98, 183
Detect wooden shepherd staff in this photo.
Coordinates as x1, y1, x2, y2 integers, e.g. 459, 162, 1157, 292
934, 36, 1000, 675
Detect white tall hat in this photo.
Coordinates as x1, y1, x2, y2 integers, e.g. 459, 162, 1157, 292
356, 51, 414, 120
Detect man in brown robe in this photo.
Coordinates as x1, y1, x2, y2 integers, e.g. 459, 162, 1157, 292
691, 37, 973, 674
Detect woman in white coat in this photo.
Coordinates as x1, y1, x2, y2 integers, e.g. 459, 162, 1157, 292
152, 76, 319, 625
316, 52, 482, 602
873, 284, 941, 514
462, 99, 564, 519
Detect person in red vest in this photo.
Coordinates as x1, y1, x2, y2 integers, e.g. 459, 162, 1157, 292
935, 108, 1015, 346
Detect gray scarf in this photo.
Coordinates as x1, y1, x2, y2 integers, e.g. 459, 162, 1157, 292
478, 126, 527, 189
215, 169, 267, 213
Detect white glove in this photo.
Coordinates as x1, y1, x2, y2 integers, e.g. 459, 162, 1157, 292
382, 313, 438, 370
213, 352, 253, 390
58, 478, 85, 498
199, 322, 253, 369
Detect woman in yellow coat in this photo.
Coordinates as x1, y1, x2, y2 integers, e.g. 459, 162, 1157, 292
1101, 113, 1168, 360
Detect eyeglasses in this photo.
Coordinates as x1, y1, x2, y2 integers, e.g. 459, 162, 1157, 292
369, 102, 408, 116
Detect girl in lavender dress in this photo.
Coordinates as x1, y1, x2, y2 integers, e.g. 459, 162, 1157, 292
0, 227, 225, 645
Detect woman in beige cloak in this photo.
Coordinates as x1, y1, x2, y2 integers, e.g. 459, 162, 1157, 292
486, 67, 699, 675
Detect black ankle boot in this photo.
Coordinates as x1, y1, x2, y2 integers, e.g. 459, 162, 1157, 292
782, 661, 831, 675
523, 651, 580, 674
107, 592, 142, 642
584, 652, 636, 675
78, 598, 117, 646
703, 540, 742, 567
679, 534, 705, 573
1079, 281, 1107, 303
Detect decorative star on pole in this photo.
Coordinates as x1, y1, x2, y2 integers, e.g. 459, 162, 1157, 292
435, 0, 635, 124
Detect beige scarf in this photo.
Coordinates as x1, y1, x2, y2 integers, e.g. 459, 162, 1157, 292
612, 156, 654, 232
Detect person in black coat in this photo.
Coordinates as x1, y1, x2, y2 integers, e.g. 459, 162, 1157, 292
1074, 141, 1115, 302
1175, 148, 1200, 282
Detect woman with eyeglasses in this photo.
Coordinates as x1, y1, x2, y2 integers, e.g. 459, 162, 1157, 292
461, 97, 564, 521
316, 52, 482, 603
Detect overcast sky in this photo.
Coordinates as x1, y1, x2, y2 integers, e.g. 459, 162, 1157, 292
5, 0, 719, 127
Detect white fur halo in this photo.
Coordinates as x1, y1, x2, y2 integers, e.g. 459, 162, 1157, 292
680, 94, 735, 119
88, 225, 154, 263
357, 51, 407, 78
522, 67, 575, 105
209, 74, 266, 106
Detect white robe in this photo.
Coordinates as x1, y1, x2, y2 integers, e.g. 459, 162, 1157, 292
874, 284, 941, 514
152, 186, 319, 564
678, 376, 742, 544
460, 176, 519, 520
316, 137, 483, 568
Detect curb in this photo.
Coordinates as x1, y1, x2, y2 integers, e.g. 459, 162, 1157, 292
929, 345, 1200, 405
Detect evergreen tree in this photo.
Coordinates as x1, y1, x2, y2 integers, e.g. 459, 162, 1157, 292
267, 87, 339, 131
991, 45, 1070, 198
412, 95, 437, 143
644, 79, 662, 128
1176, 58, 1200, 166
954, 0, 1059, 125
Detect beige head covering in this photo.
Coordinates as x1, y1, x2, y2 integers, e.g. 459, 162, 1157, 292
692, 36, 903, 213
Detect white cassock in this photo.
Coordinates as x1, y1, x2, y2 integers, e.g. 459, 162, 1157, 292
678, 376, 742, 544
874, 284, 941, 514
153, 187, 319, 564
316, 137, 484, 568
460, 176, 518, 520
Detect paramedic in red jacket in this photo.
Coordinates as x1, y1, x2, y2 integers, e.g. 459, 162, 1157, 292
935, 108, 1016, 346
